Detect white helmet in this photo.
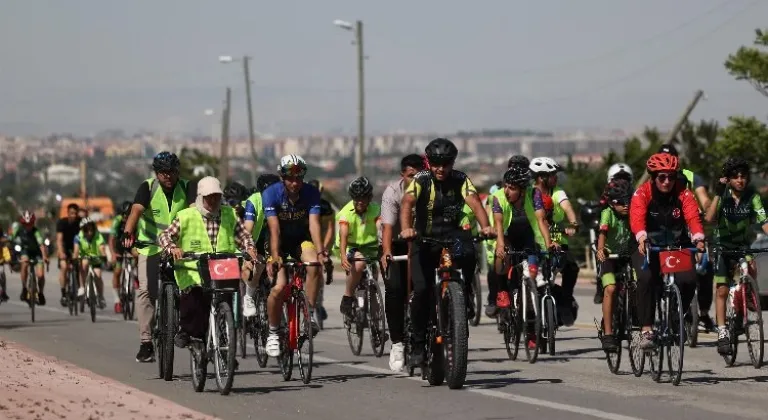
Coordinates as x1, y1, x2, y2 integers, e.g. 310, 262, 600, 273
529, 157, 561, 174
79, 217, 95, 228
277, 154, 308, 178
607, 163, 633, 183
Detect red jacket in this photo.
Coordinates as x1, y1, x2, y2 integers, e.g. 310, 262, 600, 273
629, 181, 704, 243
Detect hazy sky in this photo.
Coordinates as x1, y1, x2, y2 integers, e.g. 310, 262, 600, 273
1, 0, 766, 136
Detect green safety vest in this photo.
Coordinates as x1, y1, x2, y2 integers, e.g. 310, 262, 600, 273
681, 168, 706, 209
551, 186, 568, 245
174, 206, 237, 290
334, 200, 381, 255
459, 204, 479, 235
137, 178, 189, 256
78, 231, 105, 257
486, 187, 536, 264
243, 192, 265, 241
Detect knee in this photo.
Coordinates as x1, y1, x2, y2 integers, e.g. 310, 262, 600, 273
603, 284, 616, 296
716, 284, 728, 298
270, 283, 285, 298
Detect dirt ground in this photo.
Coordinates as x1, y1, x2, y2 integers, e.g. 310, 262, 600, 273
0, 339, 217, 420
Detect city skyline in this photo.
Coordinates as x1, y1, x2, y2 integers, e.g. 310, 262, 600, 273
1, 0, 766, 136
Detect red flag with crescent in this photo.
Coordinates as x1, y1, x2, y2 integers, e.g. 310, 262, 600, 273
659, 250, 693, 274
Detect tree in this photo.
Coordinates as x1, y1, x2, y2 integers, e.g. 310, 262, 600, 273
711, 116, 768, 175
179, 148, 219, 182
725, 28, 768, 98
674, 119, 720, 187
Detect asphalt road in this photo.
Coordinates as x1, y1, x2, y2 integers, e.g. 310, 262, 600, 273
1, 266, 768, 420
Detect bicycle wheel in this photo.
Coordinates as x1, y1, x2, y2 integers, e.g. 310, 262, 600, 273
367, 279, 387, 357
469, 270, 482, 327
346, 294, 364, 356
278, 305, 293, 381
88, 276, 97, 323
722, 286, 739, 367
625, 276, 644, 377
442, 281, 469, 389
605, 288, 623, 375
190, 343, 207, 392
296, 291, 313, 384
155, 296, 166, 379
69, 269, 79, 316
162, 283, 177, 382
666, 283, 684, 386
28, 266, 36, 323
212, 299, 236, 395
254, 291, 269, 368
543, 297, 556, 356
649, 299, 664, 383
128, 264, 137, 320
743, 276, 764, 369
507, 291, 522, 360
523, 278, 541, 364
237, 287, 247, 359
404, 293, 415, 377
686, 288, 699, 348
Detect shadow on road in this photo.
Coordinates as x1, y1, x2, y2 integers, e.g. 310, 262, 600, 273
464, 369, 563, 389
683, 368, 768, 385
0, 318, 74, 330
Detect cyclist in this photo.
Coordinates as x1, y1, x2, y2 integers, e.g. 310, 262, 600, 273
158, 176, 258, 348
595, 178, 635, 352
629, 153, 705, 349
262, 155, 330, 357
400, 138, 493, 366
308, 179, 334, 322
56, 203, 81, 307
73, 217, 108, 309
13, 211, 49, 305
658, 143, 715, 331
0, 223, 10, 301
110, 201, 134, 313
704, 158, 768, 354
380, 153, 426, 371
123, 151, 197, 363
529, 157, 580, 326
337, 177, 381, 318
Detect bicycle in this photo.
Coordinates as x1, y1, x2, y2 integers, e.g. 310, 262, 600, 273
79, 256, 106, 323
593, 251, 639, 375
65, 257, 79, 316
496, 248, 532, 362
469, 242, 483, 327
716, 247, 768, 369
343, 251, 388, 357
637, 244, 706, 386
684, 246, 711, 348
403, 234, 488, 389
119, 252, 138, 321
244, 267, 271, 368
535, 246, 568, 358
271, 258, 332, 384
13, 244, 49, 323
180, 252, 247, 395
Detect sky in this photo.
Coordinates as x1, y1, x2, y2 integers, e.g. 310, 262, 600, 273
0, 0, 766, 136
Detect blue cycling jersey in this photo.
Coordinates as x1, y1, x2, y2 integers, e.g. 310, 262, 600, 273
244, 200, 258, 222
261, 182, 321, 238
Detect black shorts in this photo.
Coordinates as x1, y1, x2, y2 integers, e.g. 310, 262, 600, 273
264, 234, 314, 260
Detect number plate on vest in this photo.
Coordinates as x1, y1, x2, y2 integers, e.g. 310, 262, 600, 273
208, 258, 241, 281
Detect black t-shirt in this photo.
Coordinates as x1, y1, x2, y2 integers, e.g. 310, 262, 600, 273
56, 218, 81, 251
319, 198, 334, 217
133, 179, 197, 210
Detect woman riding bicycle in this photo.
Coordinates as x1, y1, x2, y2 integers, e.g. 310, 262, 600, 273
629, 153, 705, 349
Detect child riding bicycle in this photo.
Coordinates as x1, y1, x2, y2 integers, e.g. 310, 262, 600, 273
73, 217, 108, 309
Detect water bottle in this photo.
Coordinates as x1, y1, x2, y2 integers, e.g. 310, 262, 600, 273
730, 284, 742, 311
355, 288, 365, 310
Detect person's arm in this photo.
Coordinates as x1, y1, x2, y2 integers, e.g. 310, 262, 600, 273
157, 218, 182, 253
322, 217, 334, 250
339, 220, 350, 263
233, 219, 255, 252
750, 193, 768, 235
400, 194, 416, 232
124, 182, 151, 236
243, 199, 256, 234
680, 189, 705, 242
261, 190, 282, 258
461, 174, 490, 229
56, 232, 65, 258
558, 198, 578, 226
704, 195, 720, 224
307, 189, 325, 255
493, 211, 505, 249
380, 186, 399, 257
695, 186, 711, 211
36, 231, 48, 259
73, 242, 81, 259
532, 189, 553, 248
629, 184, 649, 243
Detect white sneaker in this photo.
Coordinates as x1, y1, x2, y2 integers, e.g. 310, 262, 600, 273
266, 332, 280, 357
243, 295, 257, 317
77, 287, 85, 297
536, 272, 546, 288
389, 342, 405, 372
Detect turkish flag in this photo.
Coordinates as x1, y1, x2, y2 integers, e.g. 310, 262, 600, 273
208, 258, 241, 281
659, 250, 693, 274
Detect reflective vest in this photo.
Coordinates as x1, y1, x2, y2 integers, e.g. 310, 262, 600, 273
174, 206, 237, 290
78, 231, 105, 257
487, 187, 536, 264
682, 168, 705, 209
136, 178, 189, 256
334, 200, 381, 254
243, 192, 265, 241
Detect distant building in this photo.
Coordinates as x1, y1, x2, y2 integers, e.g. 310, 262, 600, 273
44, 164, 80, 185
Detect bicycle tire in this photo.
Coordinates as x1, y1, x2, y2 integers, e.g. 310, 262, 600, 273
346, 292, 364, 356
605, 288, 623, 374
69, 268, 79, 316
470, 271, 482, 327
88, 275, 97, 323
28, 265, 36, 323
544, 297, 556, 356
625, 266, 644, 377
155, 300, 165, 378
254, 291, 269, 368
367, 279, 387, 357
425, 326, 445, 386
162, 283, 176, 382
404, 293, 415, 377
722, 288, 739, 367
523, 278, 541, 364
296, 292, 314, 384
686, 289, 699, 348
443, 281, 469, 389
743, 276, 764, 369
649, 298, 664, 383
666, 283, 684, 386
212, 300, 236, 395
237, 287, 247, 360
509, 291, 522, 360
278, 305, 293, 381
190, 343, 207, 392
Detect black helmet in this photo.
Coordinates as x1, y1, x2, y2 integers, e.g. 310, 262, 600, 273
152, 151, 180, 172
604, 178, 632, 204
507, 155, 530, 169
308, 179, 324, 193
120, 200, 133, 215
348, 176, 373, 199
722, 157, 750, 178
256, 173, 281, 192
503, 165, 531, 187
424, 138, 458, 164
658, 144, 679, 157
223, 182, 248, 204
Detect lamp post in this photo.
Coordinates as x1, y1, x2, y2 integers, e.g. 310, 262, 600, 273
333, 19, 365, 177
219, 55, 257, 186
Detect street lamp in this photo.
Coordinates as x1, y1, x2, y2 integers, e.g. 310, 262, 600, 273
333, 19, 365, 177
219, 55, 257, 186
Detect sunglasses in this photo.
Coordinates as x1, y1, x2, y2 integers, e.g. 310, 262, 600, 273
427, 156, 455, 166
611, 198, 629, 206
655, 173, 677, 183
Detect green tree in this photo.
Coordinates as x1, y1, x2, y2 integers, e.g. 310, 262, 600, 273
179, 148, 219, 182
673, 119, 720, 187
711, 116, 768, 175
725, 28, 768, 98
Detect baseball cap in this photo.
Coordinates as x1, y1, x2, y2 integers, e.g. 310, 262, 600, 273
197, 176, 223, 197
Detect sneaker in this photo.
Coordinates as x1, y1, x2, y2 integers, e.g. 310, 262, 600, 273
174, 331, 190, 349
97, 296, 106, 310
317, 305, 328, 321
496, 291, 511, 309
77, 287, 85, 297
243, 295, 257, 317
37, 293, 46, 306
135, 342, 155, 363
266, 332, 280, 357
535, 272, 546, 288
639, 331, 656, 350
699, 313, 715, 333
0, 291, 9, 303
310, 311, 320, 337
114, 302, 122, 314
717, 329, 732, 355
409, 344, 425, 367
339, 295, 355, 319
601, 334, 619, 352
527, 333, 537, 350
20, 288, 28, 302
389, 342, 405, 372
59, 295, 68, 307
484, 304, 498, 318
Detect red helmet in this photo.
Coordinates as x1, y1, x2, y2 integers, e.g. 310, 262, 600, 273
646, 153, 679, 173
19, 210, 36, 226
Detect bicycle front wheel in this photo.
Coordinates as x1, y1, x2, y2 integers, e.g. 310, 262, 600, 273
212, 300, 236, 395
161, 283, 177, 382
722, 286, 739, 367
666, 283, 685, 386
346, 294, 364, 356
543, 297, 556, 356
743, 276, 764, 369
254, 290, 269, 368
88, 276, 97, 323
626, 269, 644, 377
606, 288, 623, 375
442, 281, 469, 390
523, 278, 541, 364
28, 265, 36, 323
296, 291, 314, 384
367, 279, 387, 357
470, 271, 482, 327
686, 288, 699, 348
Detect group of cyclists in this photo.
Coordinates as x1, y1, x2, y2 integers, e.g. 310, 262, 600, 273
3, 138, 766, 387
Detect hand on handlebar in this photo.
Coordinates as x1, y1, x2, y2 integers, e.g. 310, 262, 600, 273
169, 247, 183, 260
480, 226, 495, 237
399, 228, 416, 240
122, 232, 135, 249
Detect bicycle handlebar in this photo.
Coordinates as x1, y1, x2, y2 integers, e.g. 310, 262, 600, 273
641, 245, 707, 272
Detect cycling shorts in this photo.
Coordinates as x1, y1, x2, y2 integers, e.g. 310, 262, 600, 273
714, 254, 753, 285
0, 246, 10, 264
264, 234, 316, 260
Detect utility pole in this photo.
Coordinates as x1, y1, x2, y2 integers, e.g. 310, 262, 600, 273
219, 87, 232, 183
635, 89, 705, 188
243, 56, 257, 186
355, 20, 365, 177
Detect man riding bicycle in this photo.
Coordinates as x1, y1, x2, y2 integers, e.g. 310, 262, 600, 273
399, 138, 493, 366
629, 153, 705, 349
73, 217, 108, 309
14, 211, 50, 305
262, 155, 331, 357
110, 201, 135, 313
337, 177, 381, 318
56, 203, 81, 307
704, 157, 768, 354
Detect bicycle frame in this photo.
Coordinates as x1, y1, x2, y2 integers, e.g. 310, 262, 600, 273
281, 259, 322, 350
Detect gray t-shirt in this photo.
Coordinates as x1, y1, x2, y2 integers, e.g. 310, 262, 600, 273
379, 178, 407, 242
